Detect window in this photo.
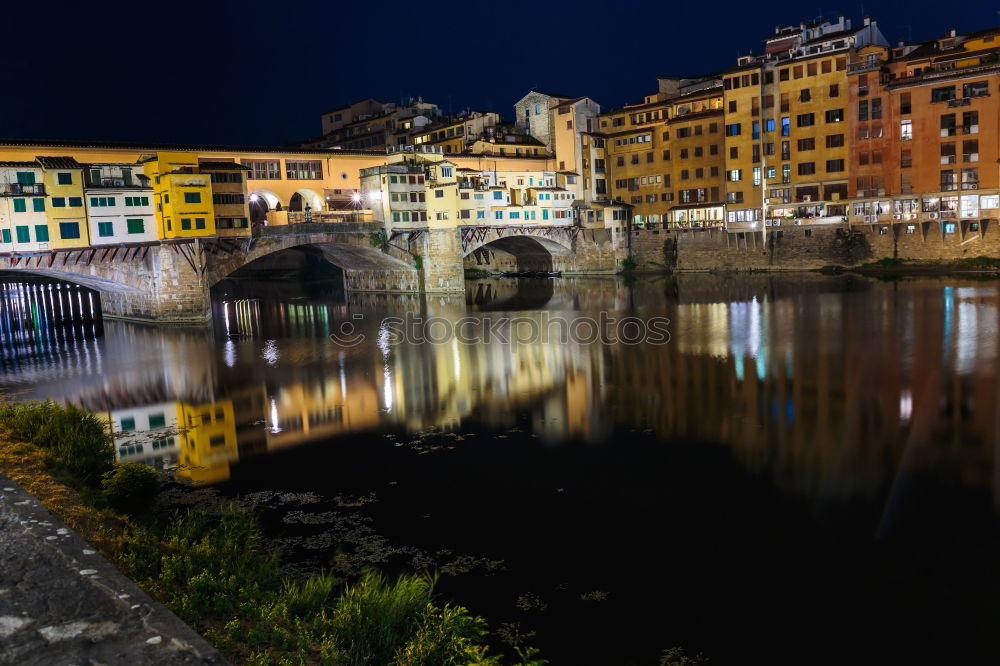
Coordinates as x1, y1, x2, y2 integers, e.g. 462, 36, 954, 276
32, 198, 44, 212
797, 138, 815, 151
900, 120, 912, 141
964, 81, 988, 98
826, 159, 844, 173
826, 134, 844, 148
753, 167, 762, 186
728, 147, 736, 159
434, 189, 444, 198
727, 169, 742, 182
799, 88, 811, 102
195, 218, 206, 229
148, 413, 166, 429
963, 111, 979, 133
58, 222, 80, 239
12, 198, 25, 213
858, 100, 869, 122
725, 123, 741, 136
963, 140, 979, 163
126, 219, 144, 234
940, 114, 957, 137
51, 197, 65, 207
183, 192, 201, 204
824, 109, 844, 123
0, 229, 8, 243
35, 225, 49, 242
285, 160, 323, 179
15, 226, 29, 243
900, 148, 912, 168
181, 218, 192, 230
68, 197, 82, 207
98, 221, 114, 237
962, 168, 979, 190
15, 172, 35, 185
244, 159, 281, 180
871, 98, 882, 120
940, 170, 957, 191
124, 196, 150, 206
441, 166, 453, 178
493, 191, 503, 200
781, 117, 790, 136
798, 162, 816, 176
766, 119, 775, 133
900, 93, 911, 115
931, 86, 955, 103
829, 83, 839, 97
941, 143, 956, 165
120, 417, 136, 432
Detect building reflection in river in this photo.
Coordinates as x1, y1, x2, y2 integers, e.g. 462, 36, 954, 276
1, 273, 999, 509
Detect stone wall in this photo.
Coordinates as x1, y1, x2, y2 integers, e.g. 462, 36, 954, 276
567, 228, 619, 274
413, 228, 465, 292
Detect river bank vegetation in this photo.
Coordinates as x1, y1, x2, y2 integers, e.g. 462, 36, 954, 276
0, 400, 546, 665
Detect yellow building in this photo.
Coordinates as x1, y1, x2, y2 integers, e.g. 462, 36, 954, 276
36, 157, 89, 248
665, 78, 727, 227
199, 160, 251, 237
176, 399, 238, 484
600, 96, 672, 227
142, 152, 216, 239
413, 120, 467, 154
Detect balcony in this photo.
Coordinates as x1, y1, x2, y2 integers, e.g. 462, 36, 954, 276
848, 60, 881, 75
85, 177, 150, 189
1, 183, 45, 196
946, 97, 972, 108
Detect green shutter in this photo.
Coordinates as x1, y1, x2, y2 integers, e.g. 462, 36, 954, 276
1, 229, 10, 243
57, 172, 72, 185
51, 197, 65, 207
13, 199, 26, 213
90, 197, 99, 207
69, 197, 82, 207
195, 218, 205, 229
89, 169, 101, 185
181, 219, 191, 230
59, 222, 80, 239
141, 196, 149, 206
106, 197, 115, 207
126, 219, 144, 234
34, 225, 49, 242
98, 221, 114, 237
16, 172, 35, 185
184, 192, 201, 203
15, 226, 29, 243
32, 198, 44, 212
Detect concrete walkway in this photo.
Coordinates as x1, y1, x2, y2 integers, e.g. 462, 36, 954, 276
0, 472, 225, 665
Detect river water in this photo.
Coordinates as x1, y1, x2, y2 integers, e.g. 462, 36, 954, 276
1, 272, 999, 665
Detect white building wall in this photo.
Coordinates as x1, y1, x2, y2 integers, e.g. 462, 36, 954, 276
85, 189, 157, 245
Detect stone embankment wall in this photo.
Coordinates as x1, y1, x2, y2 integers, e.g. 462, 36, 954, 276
629, 221, 1000, 271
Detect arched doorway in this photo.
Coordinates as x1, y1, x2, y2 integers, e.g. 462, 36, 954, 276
289, 189, 324, 213
249, 190, 281, 224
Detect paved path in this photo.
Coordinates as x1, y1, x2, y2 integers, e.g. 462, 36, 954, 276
0, 472, 225, 665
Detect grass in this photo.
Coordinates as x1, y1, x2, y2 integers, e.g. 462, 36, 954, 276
0, 401, 546, 665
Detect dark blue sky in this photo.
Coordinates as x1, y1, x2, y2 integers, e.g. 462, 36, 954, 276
2, 1, 996, 146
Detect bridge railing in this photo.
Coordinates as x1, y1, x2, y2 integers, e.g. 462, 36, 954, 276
253, 221, 382, 237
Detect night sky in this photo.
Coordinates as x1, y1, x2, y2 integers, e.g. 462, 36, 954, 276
3, 1, 996, 147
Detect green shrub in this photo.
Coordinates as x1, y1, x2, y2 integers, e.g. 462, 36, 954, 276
102, 463, 161, 513
0, 400, 114, 487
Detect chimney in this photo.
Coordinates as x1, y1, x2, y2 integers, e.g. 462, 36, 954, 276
863, 16, 870, 26
775, 25, 780, 34
949, 28, 957, 37
898, 40, 905, 47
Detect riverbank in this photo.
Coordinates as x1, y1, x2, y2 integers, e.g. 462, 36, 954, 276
0, 403, 547, 666
850, 256, 1000, 277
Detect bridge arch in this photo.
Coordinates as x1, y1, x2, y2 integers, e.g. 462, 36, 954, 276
205, 232, 420, 293
289, 188, 324, 212
463, 232, 573, 274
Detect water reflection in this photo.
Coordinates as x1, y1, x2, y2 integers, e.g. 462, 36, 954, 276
0, 274, 998, 511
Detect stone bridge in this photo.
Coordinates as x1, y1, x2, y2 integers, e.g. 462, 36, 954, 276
0, 222, 622, 323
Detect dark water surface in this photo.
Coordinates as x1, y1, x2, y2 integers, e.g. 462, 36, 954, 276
2, 273, 1000, 665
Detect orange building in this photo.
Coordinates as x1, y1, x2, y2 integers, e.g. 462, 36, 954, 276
848, 26, 1000, 229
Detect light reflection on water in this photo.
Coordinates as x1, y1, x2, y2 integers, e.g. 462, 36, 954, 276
0, 273, 998, 509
